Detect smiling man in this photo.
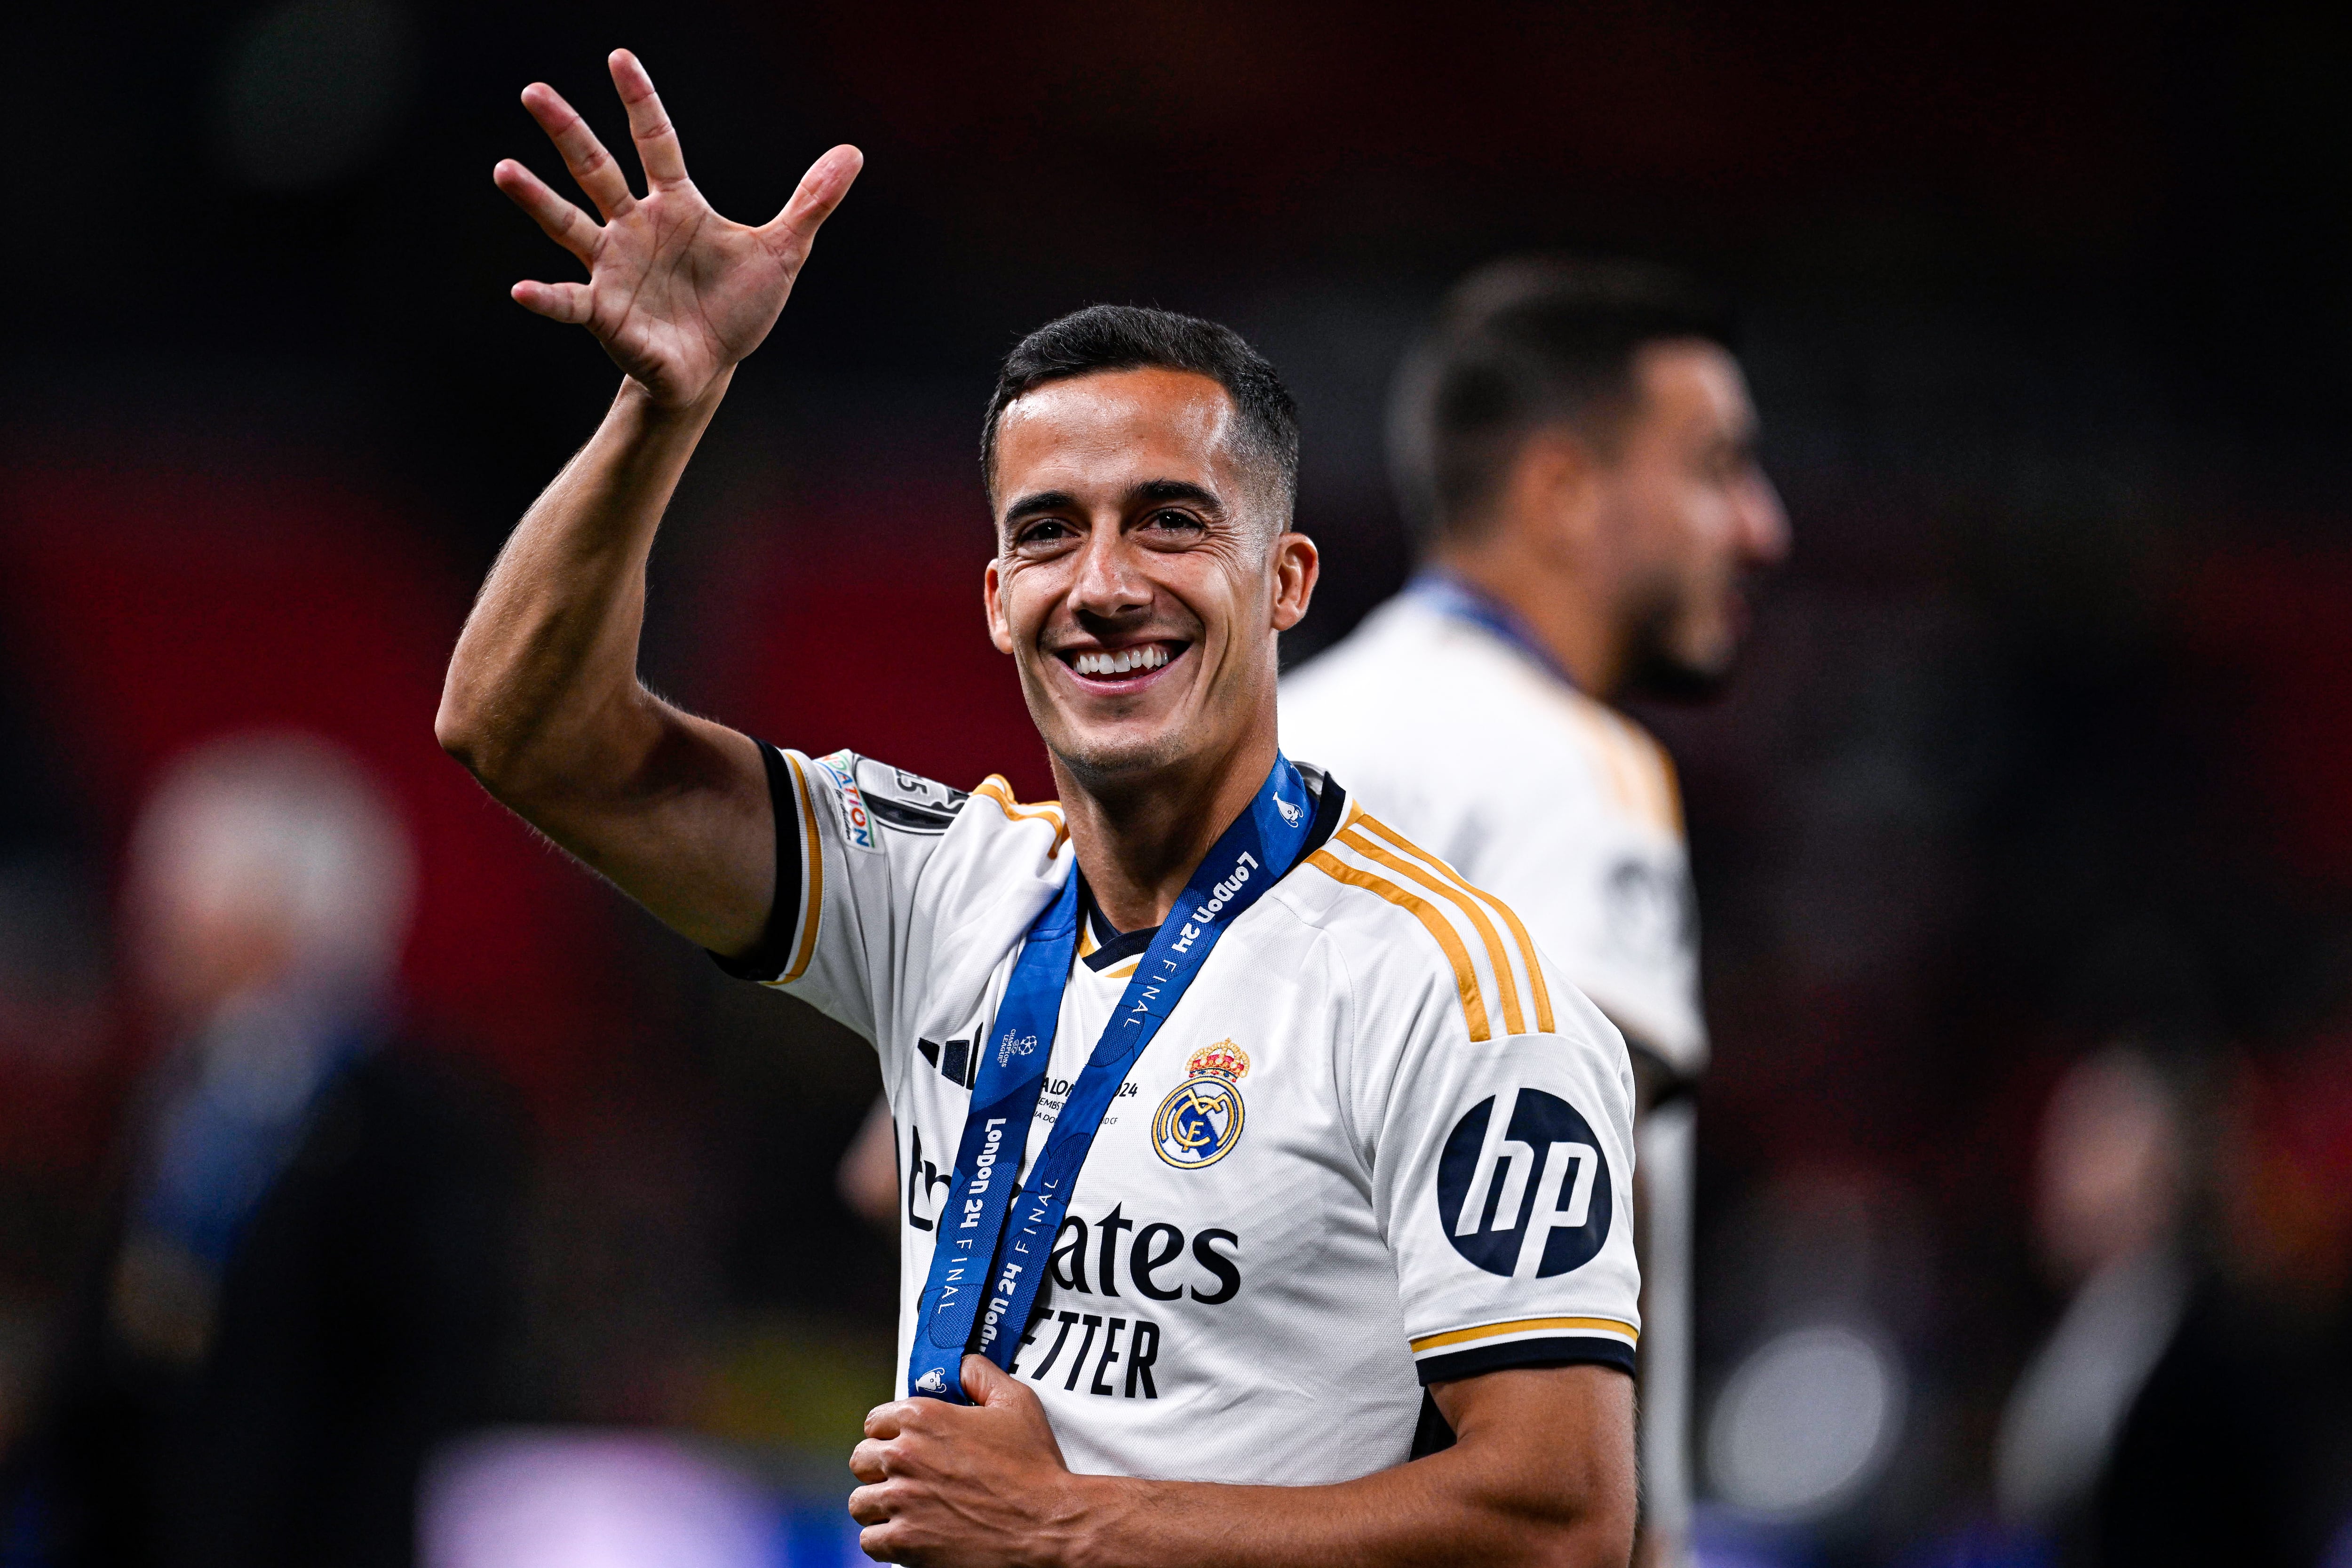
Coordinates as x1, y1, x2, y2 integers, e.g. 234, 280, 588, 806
439, 51, 1641, 1568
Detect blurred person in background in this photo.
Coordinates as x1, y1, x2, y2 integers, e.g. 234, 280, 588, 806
838, 1094, 898, 1228
1994, 1044, 2326, 1567
2, 733, 518, 1568
1281, 257, 1788, 1566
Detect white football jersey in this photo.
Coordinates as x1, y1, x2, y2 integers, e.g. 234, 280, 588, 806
1280, 590, 1707, 1079
720, 743, 1640, 1485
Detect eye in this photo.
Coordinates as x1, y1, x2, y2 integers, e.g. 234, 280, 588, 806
1700, 445, 1751, 485
1015, 517, 1075, 549
1143, 508, 1206, 536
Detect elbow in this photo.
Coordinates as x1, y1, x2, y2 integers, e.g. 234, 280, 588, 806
434, 692, 487, 773
1561, 1532, 1632, 1568
1507, 1522, 1629, 1568
433, 699, 476, 768
434, 683, 616, 811
1542, 1506, 1637, 1568
1500, 1484, 1634, 1568
434, 688, 522, 793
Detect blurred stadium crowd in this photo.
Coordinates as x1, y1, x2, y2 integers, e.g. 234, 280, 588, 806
2, 1, 2351, 1565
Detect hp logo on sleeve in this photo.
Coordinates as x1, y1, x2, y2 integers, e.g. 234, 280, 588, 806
1437, 1088, 1613, 1278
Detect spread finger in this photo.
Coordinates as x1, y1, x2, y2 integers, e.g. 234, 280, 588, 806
494, 159, 598, 261
608, 49, 689, 190
521, 82, 633, 217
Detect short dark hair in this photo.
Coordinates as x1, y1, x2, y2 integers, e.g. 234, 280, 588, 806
981, 304, 1300, 512
1389, 257, 1736, 546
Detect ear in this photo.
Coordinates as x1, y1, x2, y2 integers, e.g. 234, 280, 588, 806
1270, 530, 1319, 634
984, 557, 1016, 655
1510, 429, 1606, 565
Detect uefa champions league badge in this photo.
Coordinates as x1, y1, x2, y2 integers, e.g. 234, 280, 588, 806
1152, 1041, 1250, 1170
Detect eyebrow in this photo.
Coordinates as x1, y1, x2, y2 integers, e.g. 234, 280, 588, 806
1002, 488, 1079, 521
1000, 478, 1226, 523
1132, 478, 1224, 513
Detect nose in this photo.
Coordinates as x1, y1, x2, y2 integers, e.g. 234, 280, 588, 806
1738, 468, 1791, 567
1069, 521, 1152, 622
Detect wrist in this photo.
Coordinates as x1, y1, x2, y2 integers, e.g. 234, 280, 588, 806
1044, 1472, 1140, 1568
615, 364, 736, 426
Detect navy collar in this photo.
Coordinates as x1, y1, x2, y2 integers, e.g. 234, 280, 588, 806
1406, 568, 1580, 690
1081, 899, 1155, 971
1076, 769, 1350, 973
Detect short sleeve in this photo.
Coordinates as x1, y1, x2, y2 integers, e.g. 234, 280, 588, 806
1363, 962, 1643, 1384
1471, 792, 1706, 1083
711, 743, 1066, 1053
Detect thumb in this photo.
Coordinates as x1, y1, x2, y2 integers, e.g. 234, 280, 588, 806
759, 143, 863, 256
962, 1353, 1070, 1469
961, 1353, 1027, 1407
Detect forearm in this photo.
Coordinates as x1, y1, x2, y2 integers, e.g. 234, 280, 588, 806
1061, 1446, 1630, 1568
436, 368, 731, 799
435, 367, 779, 952
1043, 1365, 1634, 1568
855, 1334, 1630, 1568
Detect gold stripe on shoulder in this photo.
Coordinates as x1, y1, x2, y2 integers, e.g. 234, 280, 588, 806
1339, 820, 1525, 1035
1559, 696, 1684, 835
1485, 895, 1554, 1034
974, 775, 1069, 851
1609, 709, 1683, 837
783, 751, 825, 983
1409, 1315, 1639, 1353
1655, 742, 1686, 839
1559, 699, 1643, 818
1351, 814, 1555, 1035
1305, 848, 1492, 1042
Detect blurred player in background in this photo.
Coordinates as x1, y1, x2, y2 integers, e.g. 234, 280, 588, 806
7, 733, 517, 1568
1282, 259, 1789, 1565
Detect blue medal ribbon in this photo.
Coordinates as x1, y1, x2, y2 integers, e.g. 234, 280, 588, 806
906, 754, 1316, 1402
1407, 569, 1579, 689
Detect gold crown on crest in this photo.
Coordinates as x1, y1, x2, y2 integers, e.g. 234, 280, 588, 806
1186, 1040, 1250, 1080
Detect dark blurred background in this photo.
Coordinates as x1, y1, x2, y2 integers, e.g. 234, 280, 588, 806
3, 2, 2350, 1564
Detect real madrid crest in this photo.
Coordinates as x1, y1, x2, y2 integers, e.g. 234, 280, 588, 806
1152, 1041, 1249, 1170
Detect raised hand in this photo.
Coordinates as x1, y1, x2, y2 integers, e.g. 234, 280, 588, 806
494, 49, 861, 408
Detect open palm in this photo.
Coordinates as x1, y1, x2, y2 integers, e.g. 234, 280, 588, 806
494, 50, 861, 408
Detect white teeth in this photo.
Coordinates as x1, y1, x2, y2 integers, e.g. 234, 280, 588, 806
1073, 645, 1171, 677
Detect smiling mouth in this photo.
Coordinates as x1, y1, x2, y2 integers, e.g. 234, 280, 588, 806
1056, 640, 1188, 689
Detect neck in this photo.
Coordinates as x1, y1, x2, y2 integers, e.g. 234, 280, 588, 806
1049, 716, 1281, 936
1431, 537, 1623, 699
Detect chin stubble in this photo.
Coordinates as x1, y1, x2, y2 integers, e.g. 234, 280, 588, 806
1619, 588, 1734, 704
